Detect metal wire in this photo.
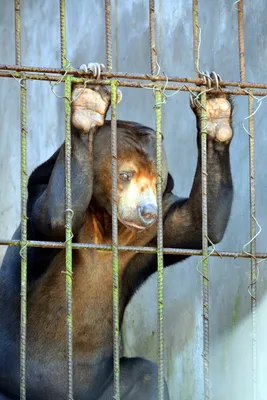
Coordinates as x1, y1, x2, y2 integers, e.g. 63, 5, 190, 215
110, 80, 120, 400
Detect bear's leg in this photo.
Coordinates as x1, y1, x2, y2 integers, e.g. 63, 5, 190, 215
98, 357, 170, 400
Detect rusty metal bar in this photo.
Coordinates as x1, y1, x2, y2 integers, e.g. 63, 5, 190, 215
192, 0, 199, 76
4, 63, 267, 90
149, 2, 165, 398
110, 80, 120, 399
1, 238, 267, 259
237, 0, 246, 82
15, 1, 21, 65
19, 77, 27, 400
155, 88, 165, 400
193, 0, 210, 396
60, 0, 67, 69
15, 1, 28, 399
105, 0, 112, 71
60, 1, 73, 399
3, 71, 267, 97
64, 76, 73, 400
149, 0, 157, 75
237, 2, 257, 397
105, 1, 120, 397
248, 91, 257, 400
200, 90, 210, 399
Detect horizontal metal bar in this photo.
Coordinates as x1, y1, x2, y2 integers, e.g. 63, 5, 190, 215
1, 71, 267, 97
0, 239, 266, 260
2, 63, 267, 90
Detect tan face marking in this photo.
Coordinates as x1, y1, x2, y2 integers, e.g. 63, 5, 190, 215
117, 169, 157, 230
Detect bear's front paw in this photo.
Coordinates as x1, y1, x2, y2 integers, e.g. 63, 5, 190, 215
71, 62, 122, 133
190, 72, 233, 145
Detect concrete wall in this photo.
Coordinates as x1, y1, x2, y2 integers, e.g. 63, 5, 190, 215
1, 1, 267, 399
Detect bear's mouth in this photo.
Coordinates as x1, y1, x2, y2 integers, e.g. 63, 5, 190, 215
120, 220, 147, 232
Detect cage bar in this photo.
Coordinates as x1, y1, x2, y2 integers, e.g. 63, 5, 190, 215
192, 0, 199, 77
3, 63, 267, 91
237, 2, 257, 398
200, 90, 210, 399
2, 69, 267, 96
0, 0, 265, 398
192, 0, 210, 396
1, 237, 267, 260
149, 0, 157, 75
15, 1, 28, 399
154, 88, 165, 400
19, 77, 27, 400
105, 2, 120, 397
110, 80, 120, 400
149, 1, 165, 398
60, 1, 74, 398
237, 0, 246, 82
64, 76, 74, 400
248, 91, 257, 400
60, 0, 67, 69
105, 0, 113, 71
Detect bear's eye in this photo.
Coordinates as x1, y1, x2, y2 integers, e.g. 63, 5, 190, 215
119, 172, 132, 182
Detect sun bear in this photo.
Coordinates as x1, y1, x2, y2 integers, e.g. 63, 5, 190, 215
0, 63, 234, 399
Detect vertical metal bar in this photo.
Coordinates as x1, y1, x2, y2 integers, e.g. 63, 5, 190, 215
193, 0, 210, 397
200, 90, 210, 400
237, 3, 256, 397
192, 0, 199, 77
15, 0, 21, 65
111, 81, 120, 399
20, 78, 27, 400
60, 1, 73, 398
155, 88, 165, 400
149, 2, 165, 399
105, 3, 120, 397
149, 0, 157, 75
64, 76, 73, 400
237, 0, 246, 82
105, 0, 113, 72
248, 91, 257, 400
60, 0, 67, 69
15, 1, 28, 399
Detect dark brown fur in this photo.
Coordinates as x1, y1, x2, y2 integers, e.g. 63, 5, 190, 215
0, 86, 234, 400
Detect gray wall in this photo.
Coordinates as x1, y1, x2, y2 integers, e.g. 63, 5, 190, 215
1, 1, 267, 399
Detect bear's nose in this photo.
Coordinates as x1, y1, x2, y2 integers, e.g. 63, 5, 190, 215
138, 203, 158, 226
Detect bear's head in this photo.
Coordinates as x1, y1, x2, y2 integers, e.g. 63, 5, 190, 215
93, 121, 169, 232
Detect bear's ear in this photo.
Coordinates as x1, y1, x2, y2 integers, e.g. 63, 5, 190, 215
164, 173, 174, 194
